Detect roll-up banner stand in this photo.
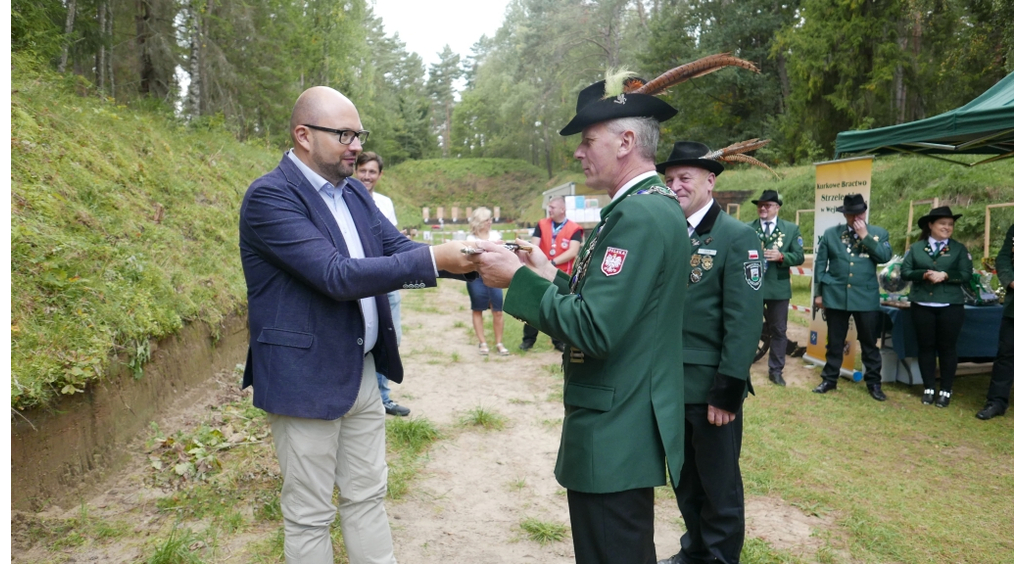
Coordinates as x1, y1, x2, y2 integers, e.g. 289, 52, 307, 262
803, 156, 874, 378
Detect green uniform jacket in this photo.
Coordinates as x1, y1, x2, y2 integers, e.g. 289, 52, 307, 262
686, 203, 763, 409
996, 225, 1013, 317
749, 217, 805, 300
503, 174, 689, 494
814, 223, 892, 311
901, 238, 973, 304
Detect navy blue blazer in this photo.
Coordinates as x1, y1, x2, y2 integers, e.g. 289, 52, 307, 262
239, 154, 438, 420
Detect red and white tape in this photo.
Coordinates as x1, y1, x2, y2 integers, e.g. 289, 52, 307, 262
790, 304, 813, 313
789, 267, 812, 276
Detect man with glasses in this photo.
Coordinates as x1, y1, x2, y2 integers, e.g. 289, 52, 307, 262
750, 190, 805, 386
239, 86, 475, 564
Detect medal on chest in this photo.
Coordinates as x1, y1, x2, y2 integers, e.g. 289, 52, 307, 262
690, 268, 703, 283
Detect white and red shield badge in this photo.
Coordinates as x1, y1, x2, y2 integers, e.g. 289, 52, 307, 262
600, 247, 628, 276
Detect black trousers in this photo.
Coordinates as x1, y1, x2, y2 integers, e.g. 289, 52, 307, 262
671, 404, 744, 564
566, 487, 656, 564
910, 303, 966, 392
821, 309, 882, 384
985, 316, 1014, 409
522, 322, 563, 348
763, 299, 790, 375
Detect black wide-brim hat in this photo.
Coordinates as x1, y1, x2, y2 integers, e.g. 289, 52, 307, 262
917, 206, 963, 230
751, 189, 782, 206
655, 141, 725, 175
559, 80, 678, 136
836, 193, 868, 214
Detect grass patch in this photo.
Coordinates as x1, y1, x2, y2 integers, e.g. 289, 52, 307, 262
518, 517, 568, 545
742, 369, 1013, 563
386, 417, 443, 499
458, 407, 508, 431
146, 524, 207, 564
506, 477, 527, 492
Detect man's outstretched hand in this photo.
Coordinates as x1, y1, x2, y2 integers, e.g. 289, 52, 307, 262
432, 241, 477, 274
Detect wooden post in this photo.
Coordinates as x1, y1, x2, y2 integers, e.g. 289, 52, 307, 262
984, 202, 1015, 257
451, 207, 458, 222
422, 207, 429, 223
466, 207, 472, 222
494, 206, 501, 221
436, 207, 444, 223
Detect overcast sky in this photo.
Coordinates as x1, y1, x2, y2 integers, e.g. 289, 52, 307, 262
370, 0, 511, 67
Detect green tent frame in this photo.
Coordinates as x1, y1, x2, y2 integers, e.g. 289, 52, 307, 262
834, 73, 1013, 166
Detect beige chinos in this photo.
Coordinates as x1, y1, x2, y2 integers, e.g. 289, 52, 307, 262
268, 354, 396, 564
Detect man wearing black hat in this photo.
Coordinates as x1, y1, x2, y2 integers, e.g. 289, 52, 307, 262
657, 141, 762, 564
812, 194, 892, 400
750, 190, 805, 386
470, 77, 690, 564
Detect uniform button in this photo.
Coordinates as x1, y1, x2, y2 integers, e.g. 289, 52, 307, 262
847, 284, 851, 287
850, 262, 854, 265
357, 338, 364, 345
849, 273, 853, 277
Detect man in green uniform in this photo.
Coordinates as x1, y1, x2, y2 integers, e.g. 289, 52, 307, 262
812, 194, 891, 401
750, 190, 805, 386
977, 224, 1013, 420
656, 141, 763, 564
472, 78, 689, 564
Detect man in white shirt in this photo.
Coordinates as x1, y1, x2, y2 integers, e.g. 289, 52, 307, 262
356, 151, 410, 417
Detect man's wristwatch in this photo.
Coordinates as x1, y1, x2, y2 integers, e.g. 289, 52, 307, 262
550, 260, 557, 266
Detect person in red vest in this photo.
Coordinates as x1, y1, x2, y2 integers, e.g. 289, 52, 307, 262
519, 196, 583, 351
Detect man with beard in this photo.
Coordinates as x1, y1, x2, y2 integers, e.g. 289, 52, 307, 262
238, 86, 474, 563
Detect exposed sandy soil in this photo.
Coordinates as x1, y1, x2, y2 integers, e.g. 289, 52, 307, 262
12, 280, 835, 563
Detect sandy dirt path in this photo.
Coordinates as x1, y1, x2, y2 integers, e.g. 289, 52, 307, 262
13, 279, 830, 563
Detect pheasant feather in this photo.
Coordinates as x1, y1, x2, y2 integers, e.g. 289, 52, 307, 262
627, 53, 759, 96
722, 154, 780, 179
703, 138, 771, 161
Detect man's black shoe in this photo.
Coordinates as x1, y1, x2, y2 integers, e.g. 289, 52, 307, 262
553, 341, 565, 352
769, 372, 786, 386
812, 380, 837, 394
921, 389, 935, 405
656, 552, 685, 564
976, 402, 1006, 420
867, 384, 887, 402
935, 390, 951, 408
384, 402, 411, 416
519, 341, 534, 351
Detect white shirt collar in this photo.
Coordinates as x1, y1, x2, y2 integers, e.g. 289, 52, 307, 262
611, 170, 659, 202
928, 236, 948, 247
687, 199, 715, 233
762, 214, 778, 228
288, 149, 338, 192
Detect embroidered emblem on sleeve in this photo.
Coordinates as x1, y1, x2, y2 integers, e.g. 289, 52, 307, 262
744, 261, 763, 290
601, 247, 628, 276
748, 250, 760, 260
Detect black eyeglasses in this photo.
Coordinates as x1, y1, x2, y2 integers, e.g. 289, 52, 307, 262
302, 124, 370, 145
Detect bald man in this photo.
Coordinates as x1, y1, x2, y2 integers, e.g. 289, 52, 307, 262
239, 86, 475, 564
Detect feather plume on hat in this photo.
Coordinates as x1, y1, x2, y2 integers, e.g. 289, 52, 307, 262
705, 138, 780, 179
602, 53, 759, 99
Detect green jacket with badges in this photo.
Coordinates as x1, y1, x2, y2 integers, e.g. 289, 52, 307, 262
996, 225, 1013, 317
749, 217, 804, 300
901, 238, 973, 304
814, 223, 892, 311
685, 202, 763, 409
503, 173, 689, 494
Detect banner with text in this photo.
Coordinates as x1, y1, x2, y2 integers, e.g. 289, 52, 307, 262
805, 156, 874, 375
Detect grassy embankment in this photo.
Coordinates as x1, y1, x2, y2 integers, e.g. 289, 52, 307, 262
11, 56, 279, 412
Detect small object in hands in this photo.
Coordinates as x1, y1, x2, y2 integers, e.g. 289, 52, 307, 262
460, 243, 535, 254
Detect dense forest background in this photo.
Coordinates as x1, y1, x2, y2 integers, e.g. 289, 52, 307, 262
13, 0, 1013, 174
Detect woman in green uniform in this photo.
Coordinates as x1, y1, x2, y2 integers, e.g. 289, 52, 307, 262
901, 207, 973, 407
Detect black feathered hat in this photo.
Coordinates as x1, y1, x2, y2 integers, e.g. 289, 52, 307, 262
836, 194, 868, 214
654, 141, 724, 175
559, 79, 678, 136
751, 190, 783, 206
